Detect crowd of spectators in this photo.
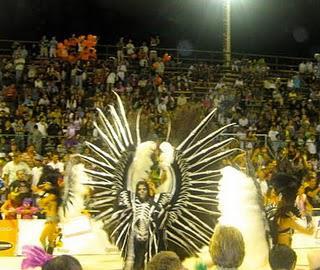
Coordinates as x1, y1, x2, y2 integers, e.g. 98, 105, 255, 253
2, 36, 320, 269
1, 35, 320, 213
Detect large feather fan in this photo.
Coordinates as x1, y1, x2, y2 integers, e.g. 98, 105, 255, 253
79, 92, 239, 260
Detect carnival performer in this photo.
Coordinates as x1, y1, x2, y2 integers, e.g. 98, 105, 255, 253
21, 245, 82, 270
271, 173, 314, 247
77, 92, 239, 269
123, 181, 165, 270
35, 166, 63, 254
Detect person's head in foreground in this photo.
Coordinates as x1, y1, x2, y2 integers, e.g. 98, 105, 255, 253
209, 225, 245, 269
269, 244, 296, 270
147, 251, 183, 270
21, 245, 82, 270
42, 255, 82, 270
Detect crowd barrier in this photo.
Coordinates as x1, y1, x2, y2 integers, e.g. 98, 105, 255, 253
1, 215, 320, 257
0, 215, 111, 256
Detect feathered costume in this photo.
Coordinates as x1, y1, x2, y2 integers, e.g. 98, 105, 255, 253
78, 92, 270, 270
36, 166, 66, 254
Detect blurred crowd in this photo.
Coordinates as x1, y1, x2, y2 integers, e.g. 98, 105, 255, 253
1, 35, 320, 218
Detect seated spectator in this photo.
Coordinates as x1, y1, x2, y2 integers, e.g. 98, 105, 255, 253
209, 225, 245, 270
305, 177, 320, 208
147, 251, 183, 270
47, 153, 64, 173
9, 169, 32, 204
269, 244, 296, 270
0, 192, 20, 219
296, 184, 313, 224
16, 198, 39, 219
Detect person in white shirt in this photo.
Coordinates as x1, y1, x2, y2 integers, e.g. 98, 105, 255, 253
238, 115, 249, 127
2, 152, 31, 185
268, 125, 279, 142
177, 94, 187, 107
215, 79, 225, 90
40, 36, 49, 58
47, 153, 64, 173
38, 94, 50, 106
34, 77, 44, 89
36, 118, 48, 137
299, 62, 306, 74
234, 78, 244, 87
126, 39, 135, 56
14, 55, 25, 82
49, 37, 58, 58
31, 155, 43, 186
157, 100, 167, 114
306, 61, 313, 74
306, 136, 317, 156
107, 71, 116, 91
117, 62, 127, 81
154, 59, 165, 75
141, 42, 148, 54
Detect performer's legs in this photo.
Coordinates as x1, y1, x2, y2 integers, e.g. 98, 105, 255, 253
40, 222, 58, 254
133, 240, 147, 270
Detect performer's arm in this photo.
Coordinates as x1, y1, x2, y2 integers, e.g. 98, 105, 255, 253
307, 187, 320, 199
38, 194, 56, 208
287, 217, 314, 235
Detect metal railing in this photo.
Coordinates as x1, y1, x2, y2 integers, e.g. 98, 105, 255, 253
0, 39, 314, 72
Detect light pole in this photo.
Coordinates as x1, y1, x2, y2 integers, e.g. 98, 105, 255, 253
223, 0, 231, 67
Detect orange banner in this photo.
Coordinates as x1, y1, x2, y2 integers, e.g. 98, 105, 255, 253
0, 220, 18, 256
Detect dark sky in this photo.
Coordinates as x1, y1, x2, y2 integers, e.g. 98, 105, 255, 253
0, 0, 320, 57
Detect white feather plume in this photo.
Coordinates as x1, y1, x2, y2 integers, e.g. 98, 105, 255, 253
218, 166, 270, 270
127, 141, 156, 191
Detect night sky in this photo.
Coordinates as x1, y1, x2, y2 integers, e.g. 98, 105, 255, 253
0, 0, 320, 57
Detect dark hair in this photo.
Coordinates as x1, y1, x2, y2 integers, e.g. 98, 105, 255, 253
147, 251, 182, 270
135, 180, 150, 197
42, 255, 82, 270
269, 244, 297, 270
38, 166, 61, 188
37, 166, 62, 206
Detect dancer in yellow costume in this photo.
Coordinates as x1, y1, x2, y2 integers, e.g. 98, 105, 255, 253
35, 166, 63, 254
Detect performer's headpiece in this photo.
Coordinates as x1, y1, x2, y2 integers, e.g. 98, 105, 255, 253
21, 245, 53, 269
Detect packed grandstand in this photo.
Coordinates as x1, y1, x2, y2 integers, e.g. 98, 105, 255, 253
1, 35, 320, 269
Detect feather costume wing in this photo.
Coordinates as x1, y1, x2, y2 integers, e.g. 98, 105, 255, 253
161, 109, 239, 258
81, 93, 239, 260
80, 92, 136, 257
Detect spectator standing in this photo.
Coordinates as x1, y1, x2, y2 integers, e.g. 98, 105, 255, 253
116, 37, 125, 62
40, 36, 49, 58
2, 152, 31, 185
29, 125, 43, 154
47, 153, 64, 174
49, 37, 58, 58
126, 39, 135, 57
